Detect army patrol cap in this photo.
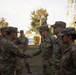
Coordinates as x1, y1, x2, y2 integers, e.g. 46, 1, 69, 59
6, 27, 19, 33
51, 21, 66, 28
0, 27, 8, 32
59, 27, 76, 36
39, 25, 49, 32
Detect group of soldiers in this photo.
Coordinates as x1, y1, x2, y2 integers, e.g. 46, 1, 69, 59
29, 21, 76, 75
0, 27, 32, 75
0, 21, 76, 75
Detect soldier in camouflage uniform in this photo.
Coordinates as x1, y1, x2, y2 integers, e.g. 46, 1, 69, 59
30, 25, 56, 75
18, 30, 28, 51
59, 27, 76, 75
51, 21, 66, 75
14, 30, 31, 75
0, 27, 30, 75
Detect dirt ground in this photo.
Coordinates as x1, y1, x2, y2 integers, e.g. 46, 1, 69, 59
23, 45, 43, 75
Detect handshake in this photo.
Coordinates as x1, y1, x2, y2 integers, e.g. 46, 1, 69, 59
27, 53, 34, 58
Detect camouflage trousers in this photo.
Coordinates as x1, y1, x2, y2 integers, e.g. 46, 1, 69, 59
0, 67, 14, 75
0, 73, 14, 75
24, 59, 31, 73
15, 57, 25, 75
0, 63, 15, 75
52, 66, 61, 75
15, 57, 31, 75
43, 64, 52, 75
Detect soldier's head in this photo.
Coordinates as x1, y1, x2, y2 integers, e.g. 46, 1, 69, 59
51, 21, 66, 36
6, 26, 19, 40
59, 27, 76, 44
20, 30, 24, 36
39, 25, 49, 37
0, 27, 8, 37
20, 30, 24, 33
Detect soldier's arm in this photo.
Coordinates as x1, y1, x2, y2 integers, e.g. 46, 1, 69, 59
8, 43, 29, 58
25, 38, 28, 48
32, 49, 41, 56
23, 38, 28, 51
33, 46, 41, 56
71, 47, 76, 67
23, 44, 28, 52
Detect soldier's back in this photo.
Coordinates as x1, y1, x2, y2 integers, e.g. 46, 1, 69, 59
0, 38, 16, 75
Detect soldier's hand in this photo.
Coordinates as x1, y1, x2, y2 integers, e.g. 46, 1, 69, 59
28, 53, 34, 58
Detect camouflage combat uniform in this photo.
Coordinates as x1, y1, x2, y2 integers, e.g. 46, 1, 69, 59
0, 28, 29, 75
61, 43, 76, 75
14, 35, 30, 75
51, 21, 66, 75
33, 25, 56, 75
52, 37, 66, 75
16, 35, 28, 51
60, 27, 76, 75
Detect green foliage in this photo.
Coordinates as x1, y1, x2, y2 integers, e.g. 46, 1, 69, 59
26, 30, 32, 34
30, 8, 48, 34
0, 18, 8, 28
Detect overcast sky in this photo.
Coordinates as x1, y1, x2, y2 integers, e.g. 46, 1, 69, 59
0, 0, 69, 32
